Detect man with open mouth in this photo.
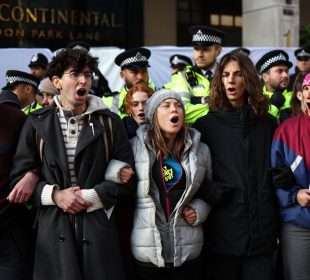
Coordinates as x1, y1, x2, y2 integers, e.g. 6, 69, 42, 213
10, 48, 135, 280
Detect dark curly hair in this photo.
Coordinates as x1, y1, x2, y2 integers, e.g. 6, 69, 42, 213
210, 51, 270, 117
46, 48, 98, 79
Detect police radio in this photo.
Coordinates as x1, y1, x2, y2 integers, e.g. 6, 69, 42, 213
185, 69, 198, 87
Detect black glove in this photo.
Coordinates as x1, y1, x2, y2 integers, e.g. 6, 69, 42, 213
102, 91, 119, 97
279, 108, 291, 123
270, 90, 285, 109
270, 167, 295, 189
196, 181, 235, 206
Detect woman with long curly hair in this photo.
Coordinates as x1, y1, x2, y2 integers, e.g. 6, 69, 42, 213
193, 51, 279, 280
130, 89, 212, 280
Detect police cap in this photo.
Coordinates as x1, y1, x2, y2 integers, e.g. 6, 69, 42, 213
169, 54, 192, 69
294, 47, 310, 61
256, 50, 293, 74
2, 70, 40, 91
231, 47, 251, 56
115, 47, 151, 70
66, 41, 91, 52
189, 25, 225, 47
28, 53, 49, 69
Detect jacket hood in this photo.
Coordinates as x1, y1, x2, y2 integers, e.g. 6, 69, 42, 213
83, 95, 107, 115
54, 94, 107, 116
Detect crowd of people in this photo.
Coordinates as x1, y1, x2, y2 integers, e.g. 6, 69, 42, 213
0, 24, 310, 280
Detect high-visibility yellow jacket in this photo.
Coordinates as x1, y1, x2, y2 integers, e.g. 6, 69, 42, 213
102, 80, 156, 119
22, 102, 42, 115
263, 86, 292, 119
168, 65, 210, 125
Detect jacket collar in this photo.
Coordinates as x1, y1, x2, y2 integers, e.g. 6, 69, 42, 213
32, 106, 70, 176
54, 94, 107, 116
135, 124, 200, 156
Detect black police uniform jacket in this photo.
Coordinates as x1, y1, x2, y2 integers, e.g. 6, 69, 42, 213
10, 102, 135, 280
193, 106, 279, 256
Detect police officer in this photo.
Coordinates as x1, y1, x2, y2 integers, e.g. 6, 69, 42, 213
1, 70, 41, 115
231, 47, 251, 56
102, 47, 156, 118
256, 49, 293, 122
28, 53, 48, 81
288, 47, 310, 91
169, 25, 225, 125
163, 54, 192, 89
28, 53, 49, 106
66, 40, 112, 97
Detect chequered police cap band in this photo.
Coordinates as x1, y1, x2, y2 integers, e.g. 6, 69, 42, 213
259, 53, 288, 73
172, 56, 189, 65
6, 75, 38, 88
120, 52, 148, 67
297, 49, 310, 58
192, 30, 222, 45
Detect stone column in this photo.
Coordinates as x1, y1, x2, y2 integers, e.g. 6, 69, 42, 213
242, 0, 299, 47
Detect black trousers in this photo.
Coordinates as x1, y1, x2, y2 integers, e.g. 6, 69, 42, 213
134, 258, 203, 280
0, 211, 35, 280
205, 252, 275, 280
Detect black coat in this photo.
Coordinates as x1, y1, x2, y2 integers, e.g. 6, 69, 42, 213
287, 67, 300, 91
122, 116, 139, 139
10, 104, 135, 280
193, 107, 279, 256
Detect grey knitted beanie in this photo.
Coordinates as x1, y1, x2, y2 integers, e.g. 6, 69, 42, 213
145, 89, 184, 124
39, 78, 59, 96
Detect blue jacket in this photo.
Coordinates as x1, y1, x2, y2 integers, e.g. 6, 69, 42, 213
271, 114, 310, 228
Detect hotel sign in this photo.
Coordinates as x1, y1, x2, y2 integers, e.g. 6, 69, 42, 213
0, 1, 126, 49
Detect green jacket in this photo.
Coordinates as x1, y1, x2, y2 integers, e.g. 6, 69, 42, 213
22, 101, 42, 115
102, 80, 156, 119
263, 86, 292, 119
169, 65, 210, 125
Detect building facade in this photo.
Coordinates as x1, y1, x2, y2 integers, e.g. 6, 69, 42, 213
0, 0, 308, 49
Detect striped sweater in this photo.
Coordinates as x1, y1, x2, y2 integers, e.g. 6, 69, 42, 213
57, 108, 83, 186
271, 114, 310, 228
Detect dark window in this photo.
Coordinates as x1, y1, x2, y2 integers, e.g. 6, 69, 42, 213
177, 0, 242, 46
